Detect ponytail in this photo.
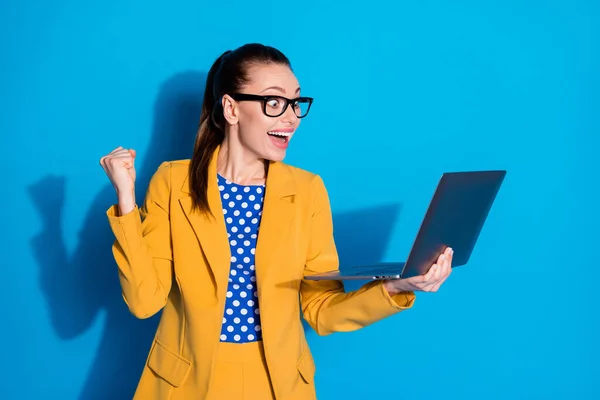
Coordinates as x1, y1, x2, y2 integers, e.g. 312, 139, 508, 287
189, 51, 231, 215
188, 44, 291, 215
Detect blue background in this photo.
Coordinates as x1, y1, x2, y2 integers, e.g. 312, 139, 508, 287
2, 0, 598, 398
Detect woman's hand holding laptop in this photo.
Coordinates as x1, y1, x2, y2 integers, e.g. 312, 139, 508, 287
383, 247, 453, 296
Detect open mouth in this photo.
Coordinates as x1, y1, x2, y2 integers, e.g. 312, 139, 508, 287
267, 131, 291, 148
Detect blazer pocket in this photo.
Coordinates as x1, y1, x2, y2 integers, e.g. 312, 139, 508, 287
297, 347, 316, 384
148, 339, 192, 388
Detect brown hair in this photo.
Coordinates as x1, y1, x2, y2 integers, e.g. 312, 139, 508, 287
189, 43, 291, 215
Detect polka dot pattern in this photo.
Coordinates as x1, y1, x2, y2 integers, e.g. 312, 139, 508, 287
218, 174, 265, 343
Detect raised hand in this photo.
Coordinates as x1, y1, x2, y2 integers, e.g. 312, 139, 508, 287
99, 146, 137, 215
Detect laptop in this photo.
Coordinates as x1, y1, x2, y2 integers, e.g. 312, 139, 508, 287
304, 170, 507, 281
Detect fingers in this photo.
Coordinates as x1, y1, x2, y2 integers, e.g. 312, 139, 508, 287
419, 249, 450, 284
445, 249, 453, 273
442, 247, 453, 279
111, 149, 133, 158
403, 265, 437, 293
100, 155, 133, 170
424, 256, 444, 283
425, 262, 442, 292
435, 260, 443, 280
422, 262, 437, 282
431, 266, 451, 292
436, 251, 446, 264
431, 254, 451, 292
406, 247, 454, 293
99, 147, 136, 168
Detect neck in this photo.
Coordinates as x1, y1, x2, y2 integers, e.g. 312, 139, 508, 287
217, 135, 267, 186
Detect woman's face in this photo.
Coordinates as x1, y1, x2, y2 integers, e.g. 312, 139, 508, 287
223, 63, 302, 162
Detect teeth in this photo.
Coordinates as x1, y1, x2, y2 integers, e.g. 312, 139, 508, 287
267, 131, 291, 137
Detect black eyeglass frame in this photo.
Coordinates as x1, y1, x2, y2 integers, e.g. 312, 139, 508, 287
228, 93, 314, 118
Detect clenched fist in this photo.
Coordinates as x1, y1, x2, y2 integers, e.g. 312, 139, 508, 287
100, 146, 137, 215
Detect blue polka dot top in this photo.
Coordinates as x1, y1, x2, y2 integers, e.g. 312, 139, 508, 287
217, 173, 265, 343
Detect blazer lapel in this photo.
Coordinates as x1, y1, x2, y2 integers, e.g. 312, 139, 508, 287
178, 150, 231, 297
255, 161, 297, 285
176, 149, 297, 297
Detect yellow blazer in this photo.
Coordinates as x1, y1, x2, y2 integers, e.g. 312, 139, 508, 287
106, 148, 416, 399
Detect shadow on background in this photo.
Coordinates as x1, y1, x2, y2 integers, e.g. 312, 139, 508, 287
28, 69, 402, 398
28, 70, 207, 399
301, 204, 402, 332
335, 204, 402, 293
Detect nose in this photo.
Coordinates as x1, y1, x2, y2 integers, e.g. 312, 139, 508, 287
281, 104, 299, 125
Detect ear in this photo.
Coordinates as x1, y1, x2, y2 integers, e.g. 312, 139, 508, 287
222, 94, 238, 125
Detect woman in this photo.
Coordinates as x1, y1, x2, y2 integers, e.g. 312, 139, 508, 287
100, 43, 452, 400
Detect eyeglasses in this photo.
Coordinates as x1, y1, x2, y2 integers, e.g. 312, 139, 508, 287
229, 93, 313, 118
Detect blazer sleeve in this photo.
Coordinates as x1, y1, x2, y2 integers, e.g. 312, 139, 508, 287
299, 175, 416, 336
106, 162, 174, 319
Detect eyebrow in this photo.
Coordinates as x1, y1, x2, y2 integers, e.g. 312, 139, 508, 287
260, 86, 301, 95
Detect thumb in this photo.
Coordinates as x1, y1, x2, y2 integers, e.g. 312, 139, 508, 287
129, 149, 137, 159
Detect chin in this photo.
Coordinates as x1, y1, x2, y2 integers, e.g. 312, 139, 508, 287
261, 148, 287, 162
